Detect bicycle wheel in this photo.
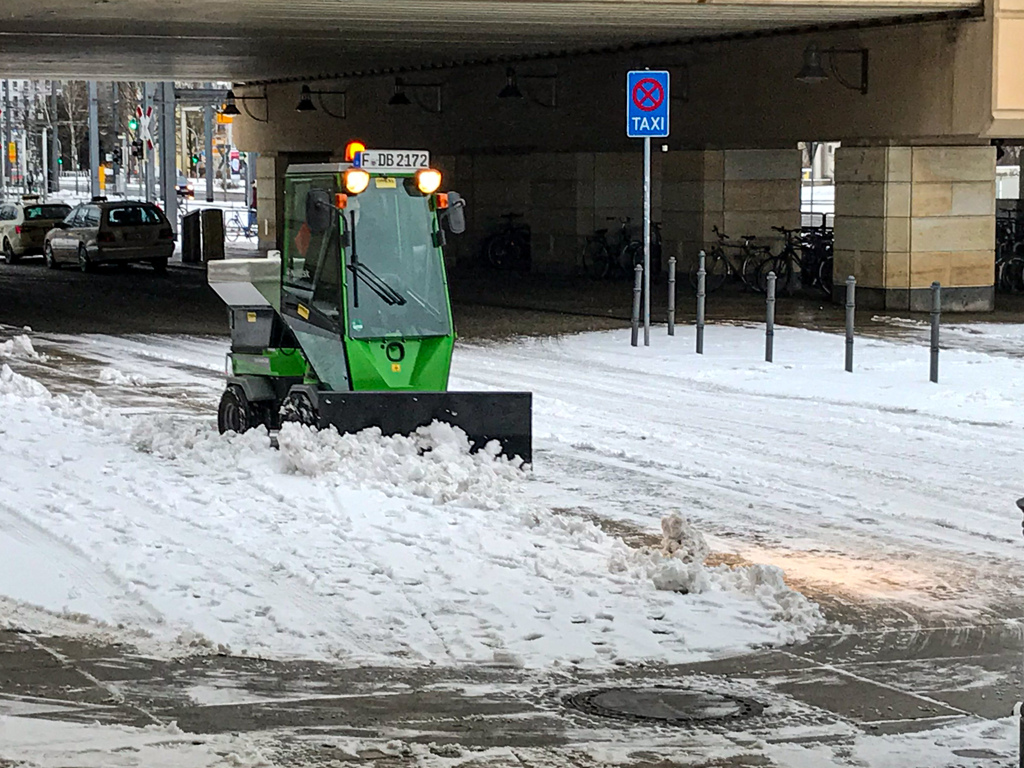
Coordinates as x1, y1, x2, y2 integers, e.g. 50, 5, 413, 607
226, 221, 242, 242
583, 240, 611, 280
742, 252, 768, 292
622, 240, 643, 278
817, 255, 834, 298
689, 249, 726, 292
1005, 257, 1024, 294
490, 237, 522, 270
773, 252, 798, 297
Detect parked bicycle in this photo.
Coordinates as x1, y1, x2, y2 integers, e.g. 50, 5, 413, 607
481, 213, 531, 272
689, 226, 766, 292
226, 209, 257, 241
580, 217, 643, 280
996, 213, 1024, 293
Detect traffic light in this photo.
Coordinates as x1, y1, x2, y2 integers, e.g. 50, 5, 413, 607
190, 154, 199, 166
128, 117, 138, 132
112, 146, 123, 165
131, 140, 143, 159
57, 157, 63, 166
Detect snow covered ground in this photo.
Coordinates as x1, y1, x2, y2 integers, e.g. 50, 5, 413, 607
0, 329, 823, 667
1, 319, 1023, 766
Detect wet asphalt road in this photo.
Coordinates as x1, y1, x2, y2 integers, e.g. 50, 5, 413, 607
7, 256, 1024, 340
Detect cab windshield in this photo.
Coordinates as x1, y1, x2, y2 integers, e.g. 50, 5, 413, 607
344, 180, 450, 339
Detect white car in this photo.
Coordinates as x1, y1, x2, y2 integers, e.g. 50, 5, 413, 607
0, 197, 72, 263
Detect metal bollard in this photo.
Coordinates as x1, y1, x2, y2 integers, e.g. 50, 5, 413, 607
930, 281, 941, 383
765, 271, 776, 363
667, 256, 677, 336
696, 250, 706, 354
845, 276, 856, 373
631, 264, 643, 347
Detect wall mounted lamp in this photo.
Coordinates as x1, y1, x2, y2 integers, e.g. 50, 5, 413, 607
221, 87, 269, 121
796, 43, 869, 95
387, 77, 443, 113
497, 67, 557, 108
296, 84, 347, 118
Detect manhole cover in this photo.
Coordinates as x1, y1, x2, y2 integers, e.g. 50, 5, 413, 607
564, 685, 764, 725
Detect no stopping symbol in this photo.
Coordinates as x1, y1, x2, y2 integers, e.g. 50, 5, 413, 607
632, 78, 664, 112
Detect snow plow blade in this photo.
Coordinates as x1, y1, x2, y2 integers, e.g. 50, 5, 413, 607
317, 391, 533, 464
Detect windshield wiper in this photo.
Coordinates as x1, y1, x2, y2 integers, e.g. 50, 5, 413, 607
346, 261, 407, 307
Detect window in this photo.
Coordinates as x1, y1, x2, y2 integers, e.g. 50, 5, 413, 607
282, 175, 343, 319
344, 183, 450, 339
105, 205, 163, 226
83, 206, 101, 227
25, 205, 71, 221
0, 206, 16, 221
65, 207, 84, 227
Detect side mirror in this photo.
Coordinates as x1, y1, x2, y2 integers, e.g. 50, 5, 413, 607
306, 188, 335, 234
446, 191, 466, 235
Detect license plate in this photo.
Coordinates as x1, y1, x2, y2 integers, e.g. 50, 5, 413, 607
354, 150, 430, 173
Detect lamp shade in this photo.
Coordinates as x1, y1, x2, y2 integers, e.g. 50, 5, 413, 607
796, 44, 828, 84
498, 67, 523, 99
296, 85, 316, 112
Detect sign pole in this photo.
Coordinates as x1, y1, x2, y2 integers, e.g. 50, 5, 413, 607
626, 69, 668, 349
643, 136, 651, 346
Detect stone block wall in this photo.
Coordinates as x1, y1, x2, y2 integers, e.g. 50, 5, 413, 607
834, 145, 995, 310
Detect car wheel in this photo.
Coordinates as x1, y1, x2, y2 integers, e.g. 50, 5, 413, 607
2, 239, 17, 264
150, 257, 168, 275
44, 243, 60, 270
77, 246, 93, 273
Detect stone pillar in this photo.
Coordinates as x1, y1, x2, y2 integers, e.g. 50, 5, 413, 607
660, 148, 800, 272
255, 152, 286, 254
834, 146, 995, 311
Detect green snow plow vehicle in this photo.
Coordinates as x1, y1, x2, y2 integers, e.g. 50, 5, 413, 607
207, 144, 532, 462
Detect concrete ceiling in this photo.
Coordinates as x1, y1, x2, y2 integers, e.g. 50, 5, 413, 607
0, 0, 981, 80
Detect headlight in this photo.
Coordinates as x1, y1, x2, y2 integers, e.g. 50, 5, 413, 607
416, 169, 442, 195
344, 169, 370, 195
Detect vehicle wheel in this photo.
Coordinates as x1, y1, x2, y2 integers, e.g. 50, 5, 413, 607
77, 246, 93, 273
279, 390, 318, 428
44, 243, 59, 270
2, 239, 17, 264
217, 385, 253, 434
226, 222, 242, 242
151, 257, 168, 274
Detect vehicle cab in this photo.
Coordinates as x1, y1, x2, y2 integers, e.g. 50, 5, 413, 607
278, 142, 465, 393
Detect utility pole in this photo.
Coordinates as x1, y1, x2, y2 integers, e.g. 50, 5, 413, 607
88, 80, 100, 198
111, 82, 120, 196
50, 80, 59, 193
159, 81, 177, 232
143, 82, 156, 202
204, 82, 214, 203
3, 80, 11, 198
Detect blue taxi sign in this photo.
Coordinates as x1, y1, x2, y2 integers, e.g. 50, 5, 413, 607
626, 71, 670, 138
